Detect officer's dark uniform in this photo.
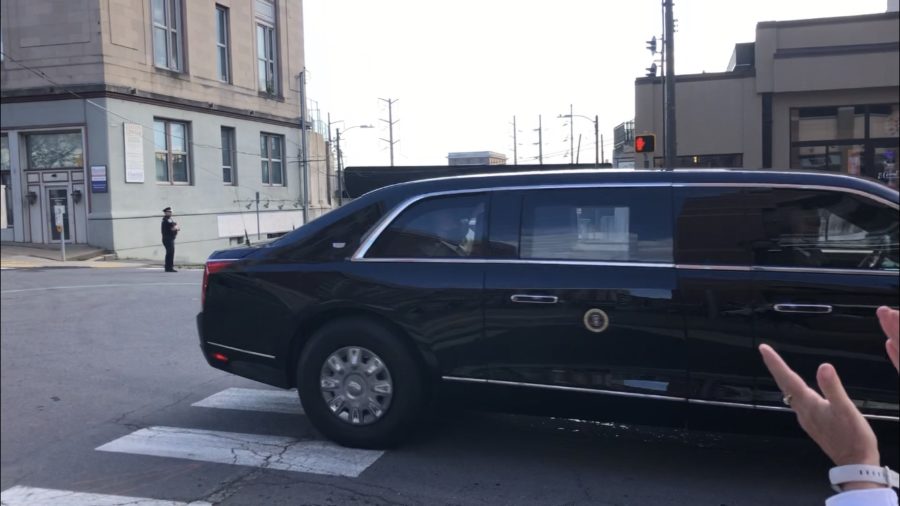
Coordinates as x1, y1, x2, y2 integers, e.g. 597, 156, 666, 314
161, 207, 178, 272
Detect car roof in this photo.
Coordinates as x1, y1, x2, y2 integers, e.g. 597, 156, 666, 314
368, 168, 898, 204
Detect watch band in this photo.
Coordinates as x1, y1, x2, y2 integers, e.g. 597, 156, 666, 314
829, 465, 900, 492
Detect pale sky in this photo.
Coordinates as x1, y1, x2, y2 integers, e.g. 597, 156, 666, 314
303, 0, 890, 167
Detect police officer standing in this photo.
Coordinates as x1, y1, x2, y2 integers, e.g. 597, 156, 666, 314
161, 207, 180, 272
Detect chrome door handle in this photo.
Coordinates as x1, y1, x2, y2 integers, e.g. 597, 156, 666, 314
773, 304, 833, 314
510, 294, 559, 304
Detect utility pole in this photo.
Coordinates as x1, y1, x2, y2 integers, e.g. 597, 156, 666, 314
325, 113, 332, 206
379, 97, 398, 166
576, 134, 582, 164
512, 115, 518, 165
594, 115, 599, 168
664, 0, 677, 171
299, 70, 310, 222
568, 104, 574, 165
534, 115, 543, 165
601, 134, 605, 165
336, 128, 343, 206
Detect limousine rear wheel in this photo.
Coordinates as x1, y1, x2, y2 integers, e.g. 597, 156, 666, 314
297, 318, 426, 449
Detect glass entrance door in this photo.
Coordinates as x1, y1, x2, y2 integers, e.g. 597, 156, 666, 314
47, 187, 70, 242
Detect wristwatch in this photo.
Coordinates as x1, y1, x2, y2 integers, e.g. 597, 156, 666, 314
829, 465, 899, 492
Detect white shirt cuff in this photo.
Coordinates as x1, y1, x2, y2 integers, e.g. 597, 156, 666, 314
825, 488, 898, 506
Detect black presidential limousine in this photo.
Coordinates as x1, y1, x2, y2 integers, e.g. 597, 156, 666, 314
197, 169, 899, 449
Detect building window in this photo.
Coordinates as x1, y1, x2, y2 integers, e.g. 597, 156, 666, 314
25, 131, 84, 169
255, 0, 278, 95
152, 0, 184, 72
260, 133, 283, 185
790, 103, 899, 188
1, 134, 12, 228
154, 119, 190, 183
221, 127, 236, 185
215, 5, 230, 82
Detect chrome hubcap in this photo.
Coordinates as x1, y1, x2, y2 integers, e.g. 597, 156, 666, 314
320, 346, 393, 425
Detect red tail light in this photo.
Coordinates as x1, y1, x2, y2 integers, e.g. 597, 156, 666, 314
202, 259, 235, 308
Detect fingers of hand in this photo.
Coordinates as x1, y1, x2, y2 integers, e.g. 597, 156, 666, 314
815, 363, 856, 413
886, 338, 900, 373
759, 344, 819, 408
877, 306, 899, 342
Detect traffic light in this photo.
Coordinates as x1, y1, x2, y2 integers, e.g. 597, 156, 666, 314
645, 63, 657, 77
646, 36, 657, 54
635, 134, 656, 153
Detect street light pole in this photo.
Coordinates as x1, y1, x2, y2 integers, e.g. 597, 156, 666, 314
569, 104, 574, 165
333, 124, 373, 206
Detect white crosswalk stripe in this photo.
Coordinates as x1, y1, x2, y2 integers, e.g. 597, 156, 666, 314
96, 426, 384, 477
0, 486, 211, 506
191, 387, 303, 414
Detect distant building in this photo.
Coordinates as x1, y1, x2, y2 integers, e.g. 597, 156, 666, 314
612, 121, 635, 168
1, 0, 334, 262
448, 151, 507, 166
634, 11, 898, 188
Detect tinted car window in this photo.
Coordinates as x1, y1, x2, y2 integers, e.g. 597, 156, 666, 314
520, 187, 672, 262
276, 203, 383, 262
754, 189, 899, 270
674, 187, 765, 266
367, 193, 488, 258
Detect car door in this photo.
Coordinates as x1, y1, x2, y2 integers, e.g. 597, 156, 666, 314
672, 186, 762, 411
482, 184, 687, 421
355, 191, 490, 379
751, 186, 899, 419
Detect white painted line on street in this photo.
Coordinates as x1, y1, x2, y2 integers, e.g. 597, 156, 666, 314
0, 485, 211, 506
96, 426, 384, 478
1, 283, 197, 294
192, 387, 303, 415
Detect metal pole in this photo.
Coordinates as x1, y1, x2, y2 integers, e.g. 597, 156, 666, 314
60, 229, 66, 262
336, 128, 343, 206
513, 115, 518, 165
569, 104, 574, 165
299, 70, 310, 222
601, 134, 605, 165
255, 191, 260, 240
594, 115, 599, 168
325, 113, 332, 206
576, 134, 582, 164
538, 115, 543, 165
664, 0, 677, 170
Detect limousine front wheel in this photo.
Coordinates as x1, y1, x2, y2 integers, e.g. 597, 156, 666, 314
297, 318, 426, 449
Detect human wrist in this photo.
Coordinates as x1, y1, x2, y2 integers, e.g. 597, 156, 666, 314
839, 481, 888, 491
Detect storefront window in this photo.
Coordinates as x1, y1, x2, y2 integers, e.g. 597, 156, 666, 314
25, 131, 84, 169
790, 104, 899, 187
792, 106, 865, 142
1, 134, 12, 228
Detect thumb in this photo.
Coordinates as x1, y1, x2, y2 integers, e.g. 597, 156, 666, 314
816, 363, 855, 411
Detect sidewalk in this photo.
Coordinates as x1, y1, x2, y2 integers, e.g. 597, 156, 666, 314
0, 243, 150, 269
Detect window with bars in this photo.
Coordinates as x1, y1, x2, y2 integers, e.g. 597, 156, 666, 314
255, 0, 278, 95
151, 0, 184, 72
260, 133, 284, 186
215, 5, 230, 82
221, 127, 236, 185
154, 119, 190, 184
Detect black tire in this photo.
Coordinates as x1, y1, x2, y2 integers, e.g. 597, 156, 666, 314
297, 317, 427, 449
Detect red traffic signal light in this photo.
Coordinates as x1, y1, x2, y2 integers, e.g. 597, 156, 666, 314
635, 134, 656, 153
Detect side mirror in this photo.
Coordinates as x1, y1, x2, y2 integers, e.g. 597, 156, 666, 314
26, 191, 38, 206
71, 189, 83, 204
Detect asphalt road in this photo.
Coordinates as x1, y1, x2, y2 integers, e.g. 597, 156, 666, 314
0, 266, 885, 505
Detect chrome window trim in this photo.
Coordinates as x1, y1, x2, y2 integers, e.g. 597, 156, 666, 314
207, 341, 276, 360
354, 257, 674, 268
441, 376, 899, 422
